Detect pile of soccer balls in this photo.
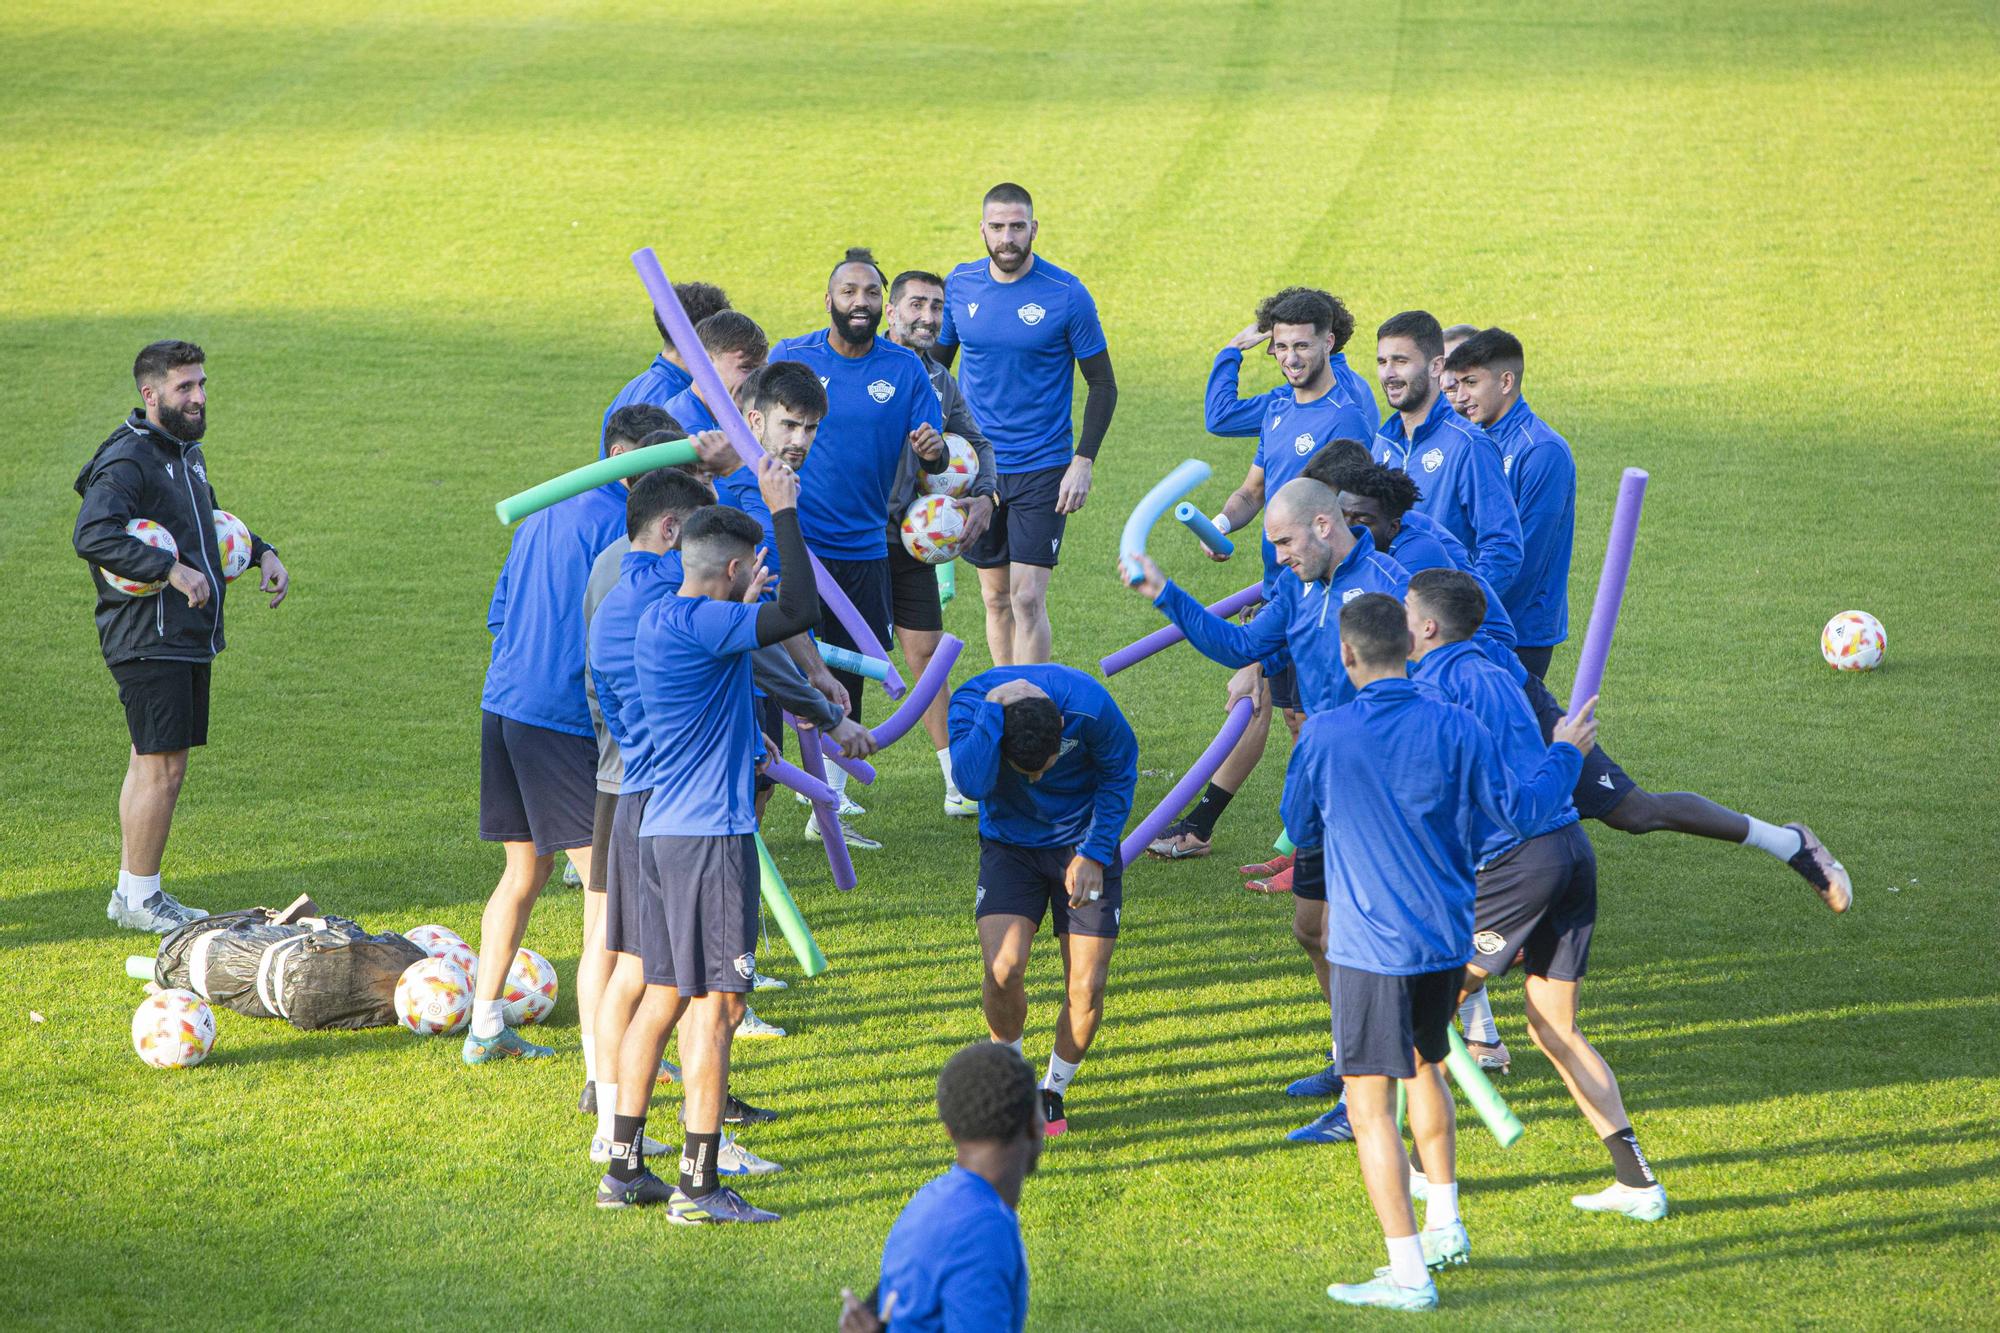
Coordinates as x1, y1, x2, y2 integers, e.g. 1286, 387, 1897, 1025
392, 925, 557, 1037
100, 510, 254, 596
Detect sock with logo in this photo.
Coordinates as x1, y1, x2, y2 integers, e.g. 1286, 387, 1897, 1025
1385, 1234, 1430, 1289
1603, 1127, 1657, 1188
679, 1130, 722, 1198
1424, 1181, 1460, 1230
596, 1082, 619, 1145
937, 748, 961, 801
1043, 1052, 1081, 1096
1458, 990, 1499, 1045
609, 1113, 646, 1183
1740, 817, 1804, 862
119, 870, 162, 909
470, 999, 506, 1040
1181, 783, 1234, 841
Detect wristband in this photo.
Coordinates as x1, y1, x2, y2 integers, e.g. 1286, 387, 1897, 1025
1211, 513, 1232, 536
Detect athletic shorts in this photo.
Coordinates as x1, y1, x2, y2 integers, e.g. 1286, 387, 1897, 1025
1292, 844, 1327, 902
111, 659, 211, 754
975, 838, 1123, 938
962, 464, 1067, 570
886, 526, 944, 633
605, 791, 676, 981
816, 555, 892, 726
1268, 663, 1301, 715
1471, 822, 1597, 981
1332, 963, 1466, 1079
1522, 673, 1637, 821
587, 789, 618, 893
753, 696, 785, 794
647, 831, 760, 996
1514, 644, 1555, 682
478, 710, 596, 854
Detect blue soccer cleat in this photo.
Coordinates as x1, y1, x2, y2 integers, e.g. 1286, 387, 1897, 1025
1287, 1101, 1354, 1144
1285, 1063, 1344, 1098
1327, 1275, 1438, 1312
461, 1028, 553, 1064
667, 1185, 780, 1225
1572, 1182, 1669, 1221
595, 1169, 675, 1209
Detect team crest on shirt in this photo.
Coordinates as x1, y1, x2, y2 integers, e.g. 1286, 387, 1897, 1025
190, 459, 208, 484
1017, 303, 1046, 325
867, 379, 896, 403
1503, 453, 1515, 476
733, 952, 756, 980
1057, 737, 1080, 758
1474, 931, 1506, 956
1341, 587, 1365, 604
1293, 432, 1316, 456
1421, 447, 1444, 473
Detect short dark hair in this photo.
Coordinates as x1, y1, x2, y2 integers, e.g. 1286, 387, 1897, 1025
653, 282, 731, 350
1441, 323, 1481, 345
1000, 696, 1064, 772
1342, 463, 1424, 518
1408, 569, 1485, 642
745, 361, 828, 419
1444, 327, 1525, 377
983, 181, 1033, 214
635, 427, 688, 449
890, 269, 945, 303
1377, 310, 1445, 363
680, 504, 765, 573
696, 310, 768, 366
133, 340, 204, 388
636, 428, 712, 489
606, 403, 678, 450
937, 1042, 1040, 1143
627, 466, 712, 541
1340, 593, 1412, 669
1255, 287, 1356, 353
829, 245, 885, 287
1301, 438, 1377, 493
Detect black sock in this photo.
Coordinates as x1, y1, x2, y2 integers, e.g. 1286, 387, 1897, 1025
679, 1130, 721, 1197
1183, 783, 1235, 840
609, 1114, 647, 1183
1603, 1127, 1657, 1188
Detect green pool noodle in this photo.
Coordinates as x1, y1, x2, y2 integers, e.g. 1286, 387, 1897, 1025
938, 559, 956, 605
754, 832, 829, 978
495, 440, 699, 524
1446, 1026, 1525, 1147
1395, 1078, 1407, 1132
1274, 831, 1295, 855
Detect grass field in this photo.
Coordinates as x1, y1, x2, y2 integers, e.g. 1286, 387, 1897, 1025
5, 0, 1999, 1327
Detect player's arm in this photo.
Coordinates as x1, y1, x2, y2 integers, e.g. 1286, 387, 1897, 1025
1202, 461, 1265, 559
1202, 343, 1266, 436
1511, 440, 1574, 584
933, 288, 959, 370
1125, 557, 1286, 669
1078, 699, 1140, 869
1277, 719, 1328, 849
753, 462, 820, 646
1463, 443, 1525, 598
750, 645, 838, 728
1468, 701, 1596, 838
73, 459, 181, 590
946, 684, 1005, 802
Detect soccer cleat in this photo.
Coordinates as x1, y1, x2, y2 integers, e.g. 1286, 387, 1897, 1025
1285, 1063, 1345, 1098
806, 814, 882, 852
718, 1132, 783, 1177
106, 889, 208, 934
461, 1028, 553, 1063
657, 1058, 681, 1084
1785, 823, 1851, 913
1467, 1038, 1511, 1073
562, 856, 582, 887
1041, 1089, 1068, 1137
595, 1169, 675, 1209
1145, 821, 1213, 860
667, 1185, 780, 1224
579, 1080, 595, 1115
752, 971, 788, 991
1243, 863, 1294, 895
1572, 1182, 1669, 1221
737, 1007, 787, 1039
795, 789, 866, 817
1371, 1224, 1470, 1276
1287, 1102, 1354, 1144
944, 792, 979, 818
720, 1092, 778, 1126
1326, 1275, 1438, 1312
590, 1131, 670, 1163
1238, 852, 1294, 878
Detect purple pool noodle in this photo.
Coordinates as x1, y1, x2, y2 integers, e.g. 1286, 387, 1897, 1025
1118, 696, 1256, 867
632, 247, 907, 698
762, 756, 835, 806
1564, 468, 1649, 722
785, 712, 878, 785
836, 634, 962, 753
1099, 581, 1265, 676
793, 723, 857, 892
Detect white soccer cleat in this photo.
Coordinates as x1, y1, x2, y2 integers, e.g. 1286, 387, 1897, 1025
944, 792, 979, 818
737, 1007, 787, 1039
752, 971, 788, 992
806, 813, 881, 851
1571, 1181, 1669, 1222
794, 789, 866, 817
718, 1132, 783, 1177
589, 1130, 670, 1163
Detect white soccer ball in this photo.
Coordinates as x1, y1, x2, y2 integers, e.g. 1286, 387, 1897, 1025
404, 924, 477, 980
922, 433, 979, 498
132, 988, 217, 1069
394, 957, 473, 1036
502, 948, 559, 1027
213, 510, 253, 582
900, 495, 966, 566
1820, 610, 1886, 672
101, 518, 178, 597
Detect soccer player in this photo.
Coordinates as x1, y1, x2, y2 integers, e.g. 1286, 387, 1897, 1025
947, 665, 1137, 1136
1282, 593, 1595, 1311
1406, 570, 1666, 1221
839, 1043, 1041, 1333
74, 340, 290, 933
935, 182, 1117, 665
885, 267, 1000, 818
600, 464, 818, 1221
600, 280, 730, 449
1372, 311, 1523, 600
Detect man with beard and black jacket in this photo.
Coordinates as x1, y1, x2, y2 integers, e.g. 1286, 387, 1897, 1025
73, 340, 290, 933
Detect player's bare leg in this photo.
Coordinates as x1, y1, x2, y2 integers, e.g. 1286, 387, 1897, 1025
977, 566, 1016, 666
461, 842, 555, 1060
1149, 679, 1268, 860
1293, 897, 1331, 1000
979, 914, 1038, 1045
1051, 932, 1114, 1061
108, 746, 207, 930
1601, 791, 1849, 912
1327, 1072, 1440, 1307
1005, 563, 1054, 663
570, 846, 604, 1071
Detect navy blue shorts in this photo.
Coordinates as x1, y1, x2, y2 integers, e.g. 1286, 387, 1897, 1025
1472, 822, 1597, 982
1292, 844, 1327, 902
976, 838, 1122, 938
886, 527, 944, 632
587, 789, 617, 893
605, 791, 677, 983
1268, 663, 1301, 714
962, 464, 1067, 570
1332, 963, 1465, 1079
479, 710, 596, 854
1515, 644, 1556, 681
1521, 673, 1637, 821
817, 555, 893, 726
647, 832, 760, 996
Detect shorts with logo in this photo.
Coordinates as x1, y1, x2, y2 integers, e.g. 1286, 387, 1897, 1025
975, 838, 1122, 938
885, 526, 944, 633
111, 658, 212, 754
1292, 844, 1327, 902
479, 710, 596, 854
605, 790, 676, 981
587, 789, 618, 892
962, 464, 1068, 570
1472, 822, 1597, 982
1332, 963, 1466, 1079
1521, 672, 1636, 821
816, 555, 893, 727
645, 831, 760, 996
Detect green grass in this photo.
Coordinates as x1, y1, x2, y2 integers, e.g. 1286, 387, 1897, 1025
4, 0, 1999, 1326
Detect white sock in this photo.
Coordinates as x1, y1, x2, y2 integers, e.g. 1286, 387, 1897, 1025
1385, 1233, 1430, 1289
1043, 1052, 1081, 1095
827, 764, 849, 798
119, 870, 161, 908
937, 747, 961, 799
1425, 1182, 1460, 1230
471, 999, 506, 1039
997, 1036, 1023, 1054
583, 1038, 599, 1084
1741, 816, 1803, 861
1411, 1167, 1429, 1195
1459, 991, 1499, 1044
596, 1082, 618, 1143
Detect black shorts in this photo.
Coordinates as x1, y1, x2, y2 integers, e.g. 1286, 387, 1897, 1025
816, 555, 893, 726
753, 696, 785, 794
1268, 663, 1301, 714
648, 832, 760, 996
587, 789, 618, 893
886, 526, 945, 633
111, 659, 211, 754
975, 838, 1123, 938
962, 465, 1067, 570
605, 791, 675, 979
1332, 963, 1466, 1079
1522, 673, 1637, 821
1471, 822, 1597, 981
1514, 644, 1555, 681
1292, 844, 1327, 902
479, 710, 597, 854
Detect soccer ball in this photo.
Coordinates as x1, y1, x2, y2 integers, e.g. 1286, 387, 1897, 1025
394, 957, 473, 1036
922, 433, 979, 498
1821, 610, 1886, 671
502, 948, 559, 1027
101, 518, 178, 596
213, 510, 253, 581
404, 924, 478, 980
900, 495, 966, 565
132, 988, 217, 1069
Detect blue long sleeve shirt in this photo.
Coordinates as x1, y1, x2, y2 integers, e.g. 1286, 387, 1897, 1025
658, 386, 780, 581
588, 550, 685, 795
601, 354, 693, 455
1374, 394, 1523, 600
1279, 678, 1585, 974
1486, 396, 1576, 649
876, 1166, 1029, 1333
1387, 523, 1529, 683
1330, 350, 1376, 420
947, 665, 1137, 868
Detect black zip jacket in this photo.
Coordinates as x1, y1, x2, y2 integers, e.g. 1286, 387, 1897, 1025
72, 411, 273, 667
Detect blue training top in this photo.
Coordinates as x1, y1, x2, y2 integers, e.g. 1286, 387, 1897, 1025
601, 354, 693, 454
876, 1166, 1029, 1333
1486, 396, 1576, 650
1375, 393, 1524, 602
588, 549, 685, 795
633, 595, 764, 836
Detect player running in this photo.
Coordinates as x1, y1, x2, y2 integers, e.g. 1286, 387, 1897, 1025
947, 664, 1138, 1137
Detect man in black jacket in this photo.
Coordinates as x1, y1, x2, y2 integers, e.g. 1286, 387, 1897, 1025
73, 341, 290, 933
